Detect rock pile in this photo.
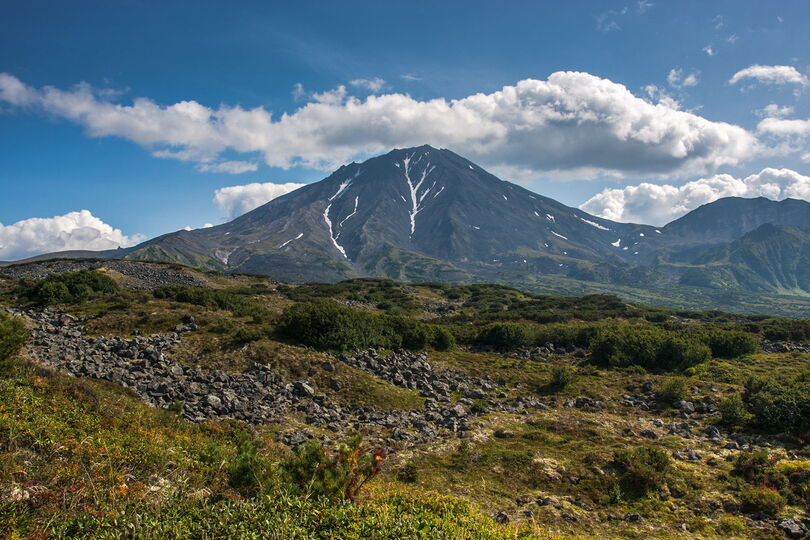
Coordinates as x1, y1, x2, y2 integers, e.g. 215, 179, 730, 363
17, 309, 504, 446
338, 349, 499, 401
0, 260, 206, 290
761, 340, 810, 354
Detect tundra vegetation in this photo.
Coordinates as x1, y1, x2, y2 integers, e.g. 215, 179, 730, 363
0, 262, 808, 538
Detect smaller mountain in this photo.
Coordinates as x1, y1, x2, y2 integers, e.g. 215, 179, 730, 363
679, 224, 810, 294
663, 197, 810, 244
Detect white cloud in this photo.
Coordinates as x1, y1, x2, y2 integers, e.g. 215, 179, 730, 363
0, 210, 144, 261
197, 160, 258, 174
703, 45, 715, 56
729, 65, 810, 87
213, 181, 305, 218
667, 68, 699, 88
759, 117, 810, 135
755, 104, 794, 118
349, 78, 385, 93
400, 73, 422, 81
0, 71, 759, 179
581, 168, 810, 225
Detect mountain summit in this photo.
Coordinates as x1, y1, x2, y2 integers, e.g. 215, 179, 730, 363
125, 145, 652, 282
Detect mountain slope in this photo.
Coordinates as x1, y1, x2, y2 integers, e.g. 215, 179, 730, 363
679, 224, 810, 294
125, 145, 655, 282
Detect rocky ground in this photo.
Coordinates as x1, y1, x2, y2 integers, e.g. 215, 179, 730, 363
0, 259, 207, 290
12, 307, 559, 451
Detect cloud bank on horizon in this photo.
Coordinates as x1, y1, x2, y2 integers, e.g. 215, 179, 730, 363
0, 210, 145, 261
0, 70, 768, 180
581, 168, 810, 225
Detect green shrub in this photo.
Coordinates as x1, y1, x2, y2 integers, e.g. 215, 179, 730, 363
476, 323, 532, 350
281, 435, 385, 502
743, 377, 810, 436
277, 300, 392, 352
733, 451, 779, 485
21, 270, 119, 305
701, 329, 759, 358
739, 487, 786, 515
277, 300, 452, 352
550, 365, 575, 389
0, 314, 28, 375
430, 326, 456, 351
591, 325, 712, 372
657, 377, 689, 405
386, 316, 432, 350
658, 335, 711, 371
718, 393, 752, 428
591, 325, 665, 369
227, 431, 276, 497
612, 446, 673, 497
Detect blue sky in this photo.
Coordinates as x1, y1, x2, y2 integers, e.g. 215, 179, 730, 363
1, 0, 810, 259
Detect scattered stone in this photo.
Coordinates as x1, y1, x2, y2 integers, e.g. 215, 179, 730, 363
777, 519, 808, 539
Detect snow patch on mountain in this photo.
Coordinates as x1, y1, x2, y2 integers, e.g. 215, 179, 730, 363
579, 217, 610, 231
279, 233, 304, 249
324, 183, 351, 259
402, 153, 436, 236
339, 196, 359, 228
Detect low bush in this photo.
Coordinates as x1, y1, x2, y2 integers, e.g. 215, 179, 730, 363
657, 377, 688, 405
550, 365, 575, 389
612, 446, 674, 497
227, 430, 276, 497
590, 325, 710, 372
717, 393, 752, 428
701, 329, 759, 358
278, 300, 391, 352
739, 487, 786, 515
20, 270, 119, 305
476, 322, 532, 350
278, 300, 454, 352
0, 314, 28, 375
281, 435, 385, 502
743, 377, 810, 437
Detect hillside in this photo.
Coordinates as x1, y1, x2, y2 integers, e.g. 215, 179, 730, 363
680, 225, 810, 294
1, 260, 809, 539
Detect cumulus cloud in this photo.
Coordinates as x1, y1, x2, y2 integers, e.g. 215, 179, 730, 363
213, 181, 305, 218
758, 117, 810, 136
703, 45, 715, 56
730, 65, 810, 87
581, 168, 810, 225
0, 210, 144, 261
0, 71, 759, 179
667, 68, 699, 88
349, 78, 385, 92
